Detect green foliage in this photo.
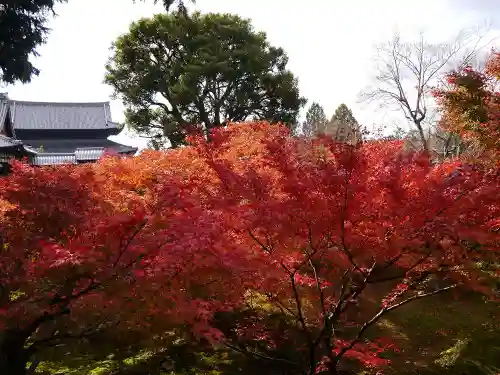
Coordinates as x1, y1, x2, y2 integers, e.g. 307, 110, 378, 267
330, 103, 358, 127
434, 339, 469, 368
370, 292, 500, 375
302, 102, 326, 137
384, 125, 407, 140
8, 290, 26, 301
322, 103, 361, 139
0, 0, 66, 83
105, 12, 305, 148
35, 296, 499, 375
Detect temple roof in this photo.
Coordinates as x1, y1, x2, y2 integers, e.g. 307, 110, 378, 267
0, 95, 138, 166
9, 100, 120, 131
21, 138, 137, 154
29, 147, 138, 166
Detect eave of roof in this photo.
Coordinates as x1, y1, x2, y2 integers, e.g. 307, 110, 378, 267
0, 134, 22, 148
19, 138, 137, 154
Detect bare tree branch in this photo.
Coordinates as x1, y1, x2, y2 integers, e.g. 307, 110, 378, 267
360, 28, 492, 151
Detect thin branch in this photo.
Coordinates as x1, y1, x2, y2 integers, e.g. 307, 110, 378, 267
290, 272, 311, 344
339, 260, 377, 315
334, 284, 458, 363
29, 318, 119, 351
248, 229, 292, 274
264, 292, 299, 319
112, 219, 149, 268
225, 343, 298, 365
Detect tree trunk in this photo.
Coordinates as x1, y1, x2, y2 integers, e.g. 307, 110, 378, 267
414, 120, 428, 153
0, 330, 31, 375
163, 122, 187, 149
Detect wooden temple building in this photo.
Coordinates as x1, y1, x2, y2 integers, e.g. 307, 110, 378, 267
0, 94, 137, 173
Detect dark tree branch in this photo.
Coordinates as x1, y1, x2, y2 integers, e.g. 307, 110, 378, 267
333, 284, 458, 365
225, 342, 298, 366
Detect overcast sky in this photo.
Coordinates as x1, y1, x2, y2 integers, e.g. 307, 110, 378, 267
4, 0, 500, 148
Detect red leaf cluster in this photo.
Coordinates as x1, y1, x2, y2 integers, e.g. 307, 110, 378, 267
0, 122, 498, 373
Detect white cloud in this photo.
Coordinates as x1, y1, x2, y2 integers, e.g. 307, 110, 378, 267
6, 0, 500, 148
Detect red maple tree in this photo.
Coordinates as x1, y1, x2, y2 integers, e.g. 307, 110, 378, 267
0, 122, 498, 374
434, 50, 500, 164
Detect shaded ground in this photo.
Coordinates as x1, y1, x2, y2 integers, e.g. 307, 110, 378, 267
369, 291, 500, 375
33, 290, 499, 375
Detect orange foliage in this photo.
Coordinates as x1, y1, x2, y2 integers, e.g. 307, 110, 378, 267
434, 51, 500, 163
0, 122, 498, 374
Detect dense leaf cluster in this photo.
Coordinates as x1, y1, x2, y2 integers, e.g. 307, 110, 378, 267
434, 51, 500, 164
0, 122, 498, 374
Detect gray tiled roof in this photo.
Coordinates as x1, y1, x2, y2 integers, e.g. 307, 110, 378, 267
0, 96, 137, 167
9, 101, 119, 130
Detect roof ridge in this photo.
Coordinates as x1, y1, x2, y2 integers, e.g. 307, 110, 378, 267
10, 100, 111, 107
35, 152, 77, 156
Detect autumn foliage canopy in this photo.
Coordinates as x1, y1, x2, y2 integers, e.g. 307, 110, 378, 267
0, 122, 499, 374
434, 50, 500, 163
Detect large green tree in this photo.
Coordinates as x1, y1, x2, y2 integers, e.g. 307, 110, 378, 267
105, 12, 305, 148
0, 0, 66, 84
302, 102, 326, 137
325, 103, 361, 138
330, 103, 358, 127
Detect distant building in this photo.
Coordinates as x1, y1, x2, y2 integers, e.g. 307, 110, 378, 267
0, 94, 137, 173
